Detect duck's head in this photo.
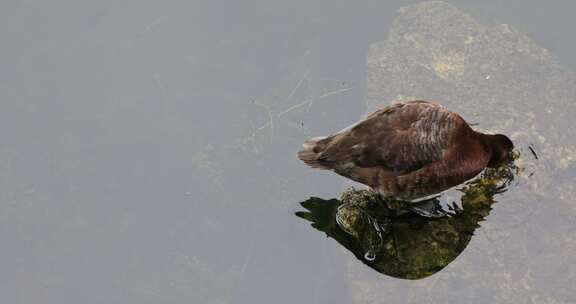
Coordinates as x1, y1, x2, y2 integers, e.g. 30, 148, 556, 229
487, 134, 514, 167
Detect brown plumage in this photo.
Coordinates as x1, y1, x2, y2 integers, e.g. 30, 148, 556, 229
298, 100, 514, 201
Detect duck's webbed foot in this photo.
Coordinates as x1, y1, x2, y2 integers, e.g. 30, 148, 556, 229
407, 197, 449, 218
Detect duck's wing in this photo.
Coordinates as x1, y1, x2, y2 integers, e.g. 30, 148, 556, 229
393, 142, 491, 200
318, 101, 467, 173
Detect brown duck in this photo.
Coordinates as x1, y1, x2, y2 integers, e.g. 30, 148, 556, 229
298, 100, 514, 201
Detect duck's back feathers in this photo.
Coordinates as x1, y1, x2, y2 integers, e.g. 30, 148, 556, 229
308, 101, 466, 172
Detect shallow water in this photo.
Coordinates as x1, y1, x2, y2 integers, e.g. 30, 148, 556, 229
2, 1, 576, 303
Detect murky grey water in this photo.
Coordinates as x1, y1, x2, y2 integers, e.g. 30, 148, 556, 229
2, 1, 576, 303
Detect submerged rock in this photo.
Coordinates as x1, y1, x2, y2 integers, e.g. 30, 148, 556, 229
348, 1, 576, 303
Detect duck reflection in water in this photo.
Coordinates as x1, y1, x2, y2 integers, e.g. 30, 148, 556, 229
296, 160, 519, 280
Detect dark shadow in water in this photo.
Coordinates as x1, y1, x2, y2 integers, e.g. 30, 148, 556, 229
296, 161, 518, 280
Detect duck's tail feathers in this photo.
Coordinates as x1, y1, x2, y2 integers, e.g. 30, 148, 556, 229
297, 136, 332, 170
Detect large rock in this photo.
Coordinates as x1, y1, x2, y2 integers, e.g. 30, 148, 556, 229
343, 1, 576, 303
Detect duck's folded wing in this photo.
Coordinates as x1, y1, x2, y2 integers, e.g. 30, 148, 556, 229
319, 102, 466, 172
393, 147, 490, 200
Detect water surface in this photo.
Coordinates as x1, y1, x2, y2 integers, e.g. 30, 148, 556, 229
2, 1, 576, 303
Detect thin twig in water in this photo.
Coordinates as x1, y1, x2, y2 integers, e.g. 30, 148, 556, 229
276, 86, 356, 117
240, 236, 256, 275
286, 69, 310, 102
138, 16, 166, 39
253, 100, 274, 142
250, 86, 356, 138
153, 73, 167, 102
